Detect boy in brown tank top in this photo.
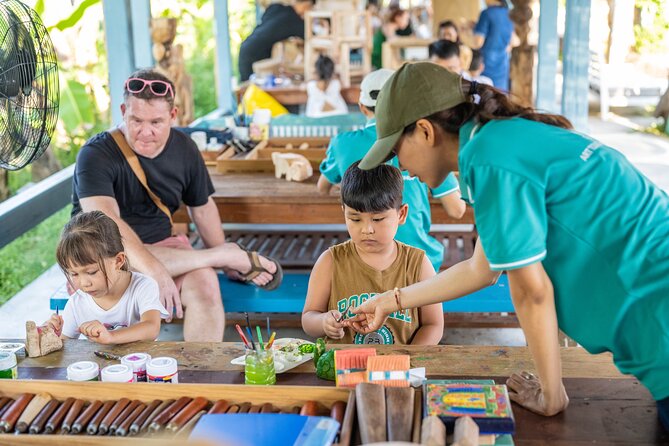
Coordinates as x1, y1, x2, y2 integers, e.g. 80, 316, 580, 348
302, 162, 444, 344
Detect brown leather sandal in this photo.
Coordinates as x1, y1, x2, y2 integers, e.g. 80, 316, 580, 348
236, 245, 283, 291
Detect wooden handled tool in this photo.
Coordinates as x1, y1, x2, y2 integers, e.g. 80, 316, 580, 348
109, 399, 142, 434
248, 405, 261, 414
61, 399, 85, 433
0, 393, 35, 433
86, 400, 115, 435
207, 399, 229, 415
28, 399, 60, 434
330, 401, 346, 425
16, 393, 54, 433
138, 399, 173, 435
166, 397, 209, 432
225, 404, 240, 414
237, 402, 251, 413
149, 396, 192, 432
260, 403, 274, 413
116, 402, 146, 437
98, 397, 130, 435
130, 399, 163, 436
71, 400, 102, 434
299, 401, 319, 416
176, 409, 206, 438
356, 383, 387, 443
45, 397, 74, 434
386, 387, 415, 442
420, 415, 446, 446
452, 416, 479, 446
0, 398, 14, 419
0, 397, 11, 416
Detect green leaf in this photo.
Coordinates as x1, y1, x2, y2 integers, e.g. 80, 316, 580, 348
58, 73, 94, 134
48, 0, 100, 32
34, 0, 45, 16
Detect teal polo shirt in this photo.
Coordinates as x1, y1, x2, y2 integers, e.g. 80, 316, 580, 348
320, 118, 460, 271
458, 117, 669, 400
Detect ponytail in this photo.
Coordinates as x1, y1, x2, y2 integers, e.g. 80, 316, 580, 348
403, 79, 572, 136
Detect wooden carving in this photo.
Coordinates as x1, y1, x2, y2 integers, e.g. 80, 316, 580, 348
271, 152, 313, 182
509, 0, 535, 107
151, 17, 194, 126
25, 321, 63, 358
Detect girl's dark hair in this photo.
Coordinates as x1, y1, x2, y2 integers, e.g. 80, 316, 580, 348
341, 161, 403, 213
388, 8, 407, 25
403, 80, 572, 137
56, 211, 128, 286
438, 20, 461, 44
315, 54, 335, 81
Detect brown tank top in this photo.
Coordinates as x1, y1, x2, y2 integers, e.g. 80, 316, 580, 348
328, 240, 425, 345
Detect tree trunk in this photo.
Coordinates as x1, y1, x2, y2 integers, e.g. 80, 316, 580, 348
31, 146, 62, 183
0, 170, 8, 202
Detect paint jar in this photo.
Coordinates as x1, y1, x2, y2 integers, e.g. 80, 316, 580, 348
67, 361, 99, 382
121, 353, 151, 382
147, 357, 178, 383
0, 352, 17, 379
244, 348, 276, 385
101, 364, 134, 383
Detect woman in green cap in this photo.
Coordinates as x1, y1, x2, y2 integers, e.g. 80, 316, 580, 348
349, 62, 669, 430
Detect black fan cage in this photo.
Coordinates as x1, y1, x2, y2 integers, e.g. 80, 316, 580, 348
0, 0, 58, 170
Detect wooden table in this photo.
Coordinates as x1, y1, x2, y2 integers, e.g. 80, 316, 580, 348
174, 171, 474, 225
15, 341, 668, 445
236, 82, 361, 106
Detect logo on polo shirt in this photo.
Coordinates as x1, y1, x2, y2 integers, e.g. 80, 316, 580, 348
354, 325, 394, 344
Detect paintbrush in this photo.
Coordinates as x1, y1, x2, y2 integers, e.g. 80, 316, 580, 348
94, 351, 121, 361
256, 326, 264, 351
266, 332, 276, 350
235, 324, 251, 349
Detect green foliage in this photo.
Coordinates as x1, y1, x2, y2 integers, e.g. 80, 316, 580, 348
0, 207, 71, 304
48, 0, 101, 32
634, 0, 669, 53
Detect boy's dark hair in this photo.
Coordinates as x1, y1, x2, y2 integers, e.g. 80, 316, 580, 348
428, 39, 460, 60
297, 0, 316, 4
57, 211, 128, 286
123, 68, 175, 108
341, 161, 403, 213
315, 54, 336, 81
470, 50, 484, 72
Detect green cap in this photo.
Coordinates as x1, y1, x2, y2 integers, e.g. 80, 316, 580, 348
359, 63, 466, 170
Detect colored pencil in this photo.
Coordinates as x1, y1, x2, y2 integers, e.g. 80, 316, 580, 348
235, 324, 251, 348
256, 326, 264, 351
266, 332, 276, 350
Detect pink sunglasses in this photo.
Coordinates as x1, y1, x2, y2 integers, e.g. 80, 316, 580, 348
124, 78, 174, 98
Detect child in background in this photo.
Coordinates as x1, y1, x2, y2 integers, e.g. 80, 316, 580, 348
429, 39, 463, 75
305, 54, 348, 118
468, 50, 494, 86
437, 20, 472, 72
303, 162, 444, 345
48, 211, 168, 344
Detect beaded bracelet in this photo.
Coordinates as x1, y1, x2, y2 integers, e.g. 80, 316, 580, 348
393, 287, 403, 312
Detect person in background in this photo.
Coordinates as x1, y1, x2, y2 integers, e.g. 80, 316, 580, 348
318, 68, 465, 273
429, 39, 463, 75
303, 162, 444, 345
238, 0, 316, 82
437, 20, 472, 73
472, 0, 513, 91
371, 8, 412, 69
468, 50, 494, 86
306, 54, 348, 118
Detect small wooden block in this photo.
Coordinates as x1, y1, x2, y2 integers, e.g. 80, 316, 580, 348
386, 387, 414, 441
355, 383, 387, 443
452, 416, 479, 446
421, 415, 446, 446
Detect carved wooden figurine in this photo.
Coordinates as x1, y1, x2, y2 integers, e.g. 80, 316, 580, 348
25, 321, 63, 358
271, 152, 313, 182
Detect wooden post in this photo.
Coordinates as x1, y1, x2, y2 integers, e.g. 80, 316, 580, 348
509, 0, 535, 107
561, 0, 591, 132
536, 0, 559, 112
130, 0, 153, 69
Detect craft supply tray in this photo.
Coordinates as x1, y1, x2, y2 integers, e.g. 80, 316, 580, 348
0, 380, 356, 445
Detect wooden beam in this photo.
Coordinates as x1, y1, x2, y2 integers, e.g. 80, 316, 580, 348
561, 0, 591, 132
0, 165, 74, 249
536, 0, 559, 112
213, 0, 234, 113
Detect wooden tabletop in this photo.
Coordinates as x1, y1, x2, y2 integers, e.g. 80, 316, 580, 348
174, 171, 474, 224
14, 341, 668, 445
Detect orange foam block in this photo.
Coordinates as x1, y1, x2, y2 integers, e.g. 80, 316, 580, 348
334, 348, 377, 388
366, 355, 411, 387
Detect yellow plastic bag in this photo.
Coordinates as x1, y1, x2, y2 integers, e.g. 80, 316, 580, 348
238, 84, 289, 118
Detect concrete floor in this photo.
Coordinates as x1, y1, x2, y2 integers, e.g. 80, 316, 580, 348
2, 113, 668, 346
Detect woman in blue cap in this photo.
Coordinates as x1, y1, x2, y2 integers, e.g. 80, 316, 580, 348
350, 62, 669, 430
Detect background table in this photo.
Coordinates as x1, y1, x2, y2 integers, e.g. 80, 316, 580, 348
14, 340, 668, 445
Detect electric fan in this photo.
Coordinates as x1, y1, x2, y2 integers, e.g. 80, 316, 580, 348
0, 0, 58, 170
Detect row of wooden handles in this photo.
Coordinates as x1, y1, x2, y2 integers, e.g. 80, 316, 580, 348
0, 393, 347, 437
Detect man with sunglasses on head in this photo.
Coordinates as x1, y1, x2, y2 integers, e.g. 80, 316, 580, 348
71, 69, 281, 342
